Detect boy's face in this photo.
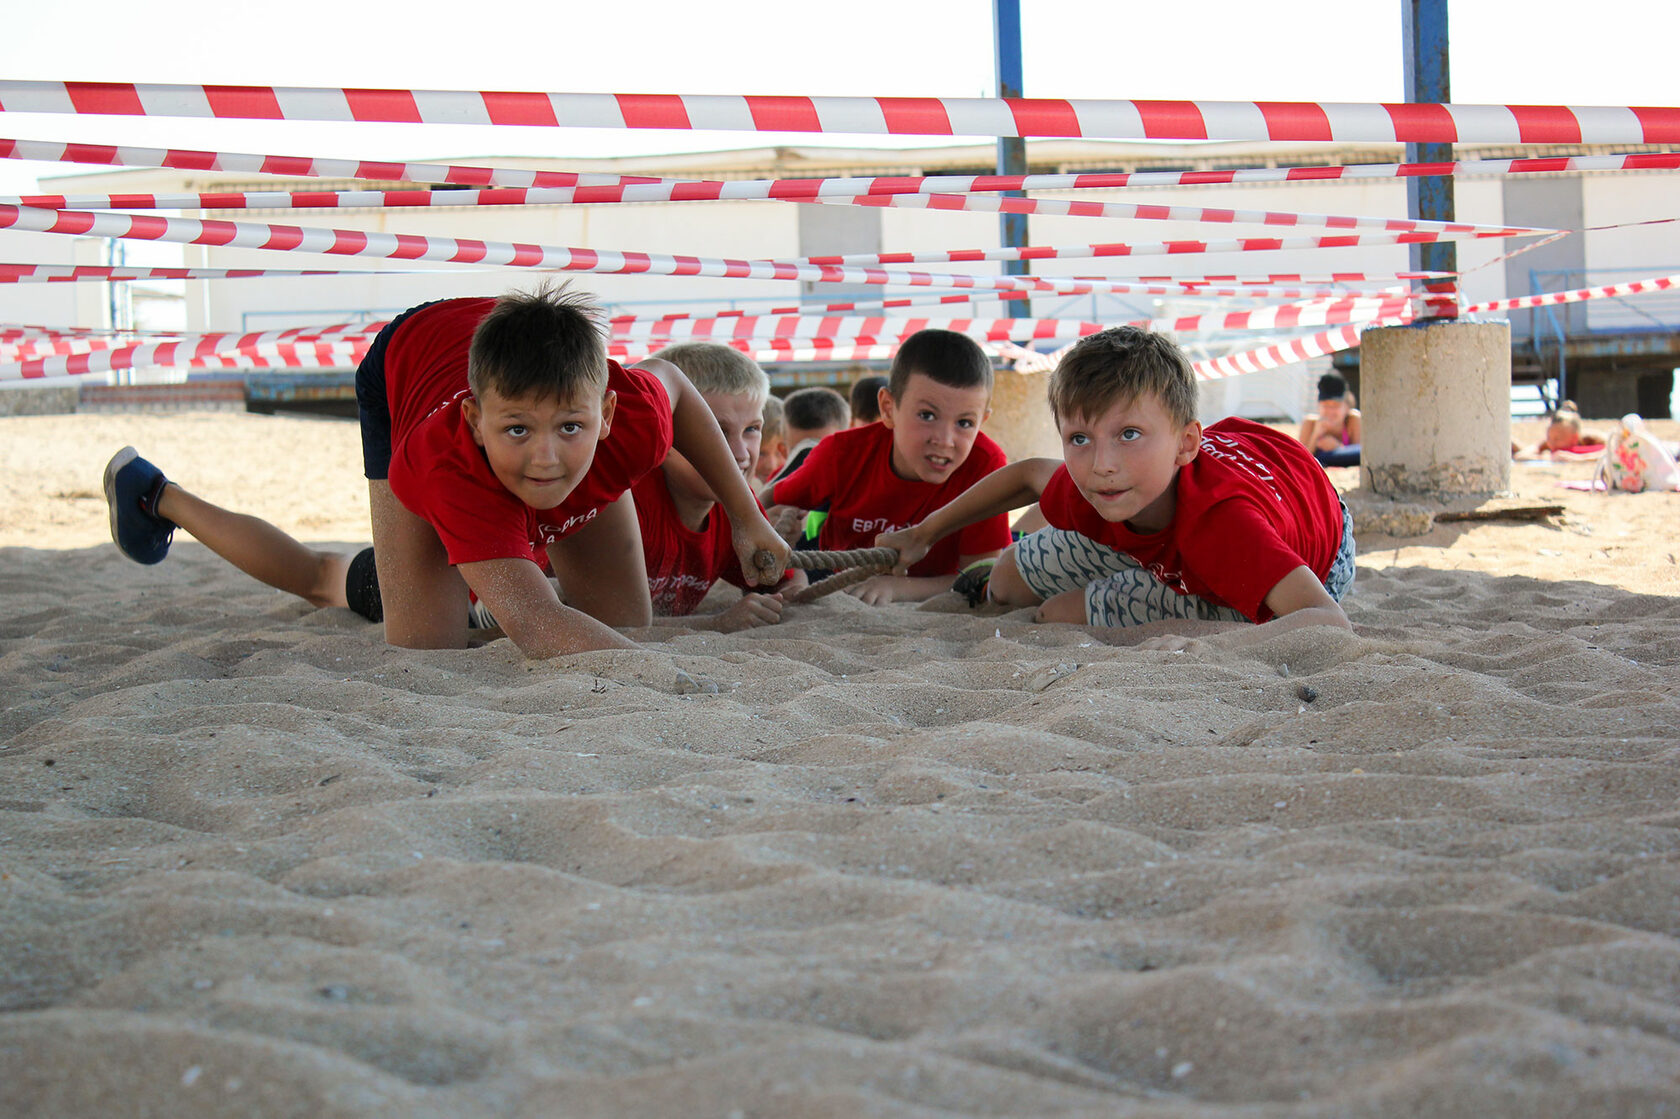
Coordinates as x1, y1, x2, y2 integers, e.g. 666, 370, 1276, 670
755, 433, 788, 483
1059, 393, 1201, 534
463, 384, 616, 510
878, 373, 991, 484
663, 390, 763, 505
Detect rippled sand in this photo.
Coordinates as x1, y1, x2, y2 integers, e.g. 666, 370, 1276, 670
3, 411, 1678, 1117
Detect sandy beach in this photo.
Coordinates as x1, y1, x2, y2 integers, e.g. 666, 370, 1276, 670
2, 409, 1678, 1118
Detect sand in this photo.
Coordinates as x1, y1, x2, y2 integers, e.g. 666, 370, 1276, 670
2, 410, 1678, 1118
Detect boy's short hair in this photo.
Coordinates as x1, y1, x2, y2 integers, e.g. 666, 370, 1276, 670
887, 329, 993, 400
849, 375, 889, 423
468, 282, 608, 402
760, 393, 785, 440
1049, 326, 1198, 429
783, 386, 850, 433
651, 342, 769, 407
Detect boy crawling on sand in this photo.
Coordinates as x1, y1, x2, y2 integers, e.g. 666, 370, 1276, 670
766, 328, 1012, 604
628, 342, 806, 630
104, 285, 790, 656
879, 326, 1354, 652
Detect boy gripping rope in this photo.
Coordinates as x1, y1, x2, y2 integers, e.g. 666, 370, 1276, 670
768, 329, 1012, 604
631, 342, 806, 630
881, 327, 1354, 650
105, 285, 790, 657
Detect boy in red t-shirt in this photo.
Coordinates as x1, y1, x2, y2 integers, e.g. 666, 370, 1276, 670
767, 329, 1012, 604
100, 330, 797, 643
364, 286, 788, 655
101, 286, 787, 657
879, 326, 1355, 652
633, 342, 806, 631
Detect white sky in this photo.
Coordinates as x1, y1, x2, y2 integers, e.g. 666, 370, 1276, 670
3, 0, 1677, 199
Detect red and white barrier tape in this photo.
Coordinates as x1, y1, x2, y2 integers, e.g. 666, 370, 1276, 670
612, 315, 1103, 345
4, 82, 1676, 145
0, 322, 384, 379
1460, 272, 1680, 313
3, 183, 1545, 240
4, 204, 1477, 299
618, 292, 1038, 325
1, 336, 371, 381
608, 296, 1406, 346
0, 136, 611, 188
1191, 310, 1416, 381
616, 279, 1412, 324
0, 203, 1051, 295
10, 136, 1680, 206
3, 336, 129, 359
804, 193, 1541, 237
784, 227, 1525, 270
182, 350, 367, 371
0, 264, 400, 283
1149, 295, 1411, 336
2, 319, 381, 356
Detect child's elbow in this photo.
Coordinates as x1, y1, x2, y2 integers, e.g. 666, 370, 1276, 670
1302, 603, 1352, 632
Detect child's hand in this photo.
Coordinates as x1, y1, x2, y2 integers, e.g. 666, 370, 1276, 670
767, 504, 807, 545
734, 514, 794, 587
715, 592, 786, 632
846, 573, 908, 605
875, 525, 930, 574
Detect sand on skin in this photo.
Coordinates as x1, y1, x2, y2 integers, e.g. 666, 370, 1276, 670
2, 410, 1678, 1118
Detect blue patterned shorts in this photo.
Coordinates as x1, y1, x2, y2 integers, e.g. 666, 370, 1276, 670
1014, 500, 1356, 627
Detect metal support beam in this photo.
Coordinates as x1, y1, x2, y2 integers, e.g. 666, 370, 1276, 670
993, 0, 1030, 319
1403, 0, 1457, 316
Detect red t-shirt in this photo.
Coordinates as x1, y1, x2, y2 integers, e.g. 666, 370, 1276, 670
1037, 417, 1344, 623
384, 298, 673, 566
632, 470, 755, 616
770, 421, 1011, 576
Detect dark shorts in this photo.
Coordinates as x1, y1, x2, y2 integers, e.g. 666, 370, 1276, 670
355, 300, 442, 481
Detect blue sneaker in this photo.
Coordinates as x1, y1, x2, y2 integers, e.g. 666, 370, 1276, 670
103, 446, 175, 564
951, 557, 996, 607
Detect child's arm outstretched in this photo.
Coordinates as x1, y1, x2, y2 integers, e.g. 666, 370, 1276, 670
1124, 567, 1350, 653
460, 492, 646, 658
875, 458, 1061, 570
640, 358, 793, 586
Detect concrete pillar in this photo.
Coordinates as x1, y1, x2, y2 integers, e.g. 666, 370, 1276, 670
1360, 320, 1512, 497
985, 367, 1062, 462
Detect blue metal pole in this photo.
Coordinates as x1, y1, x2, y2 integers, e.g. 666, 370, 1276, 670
994, 0, 1030, 319
1403, 0, 1457, 316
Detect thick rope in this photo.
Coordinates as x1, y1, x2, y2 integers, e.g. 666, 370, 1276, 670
753, 546, 900, 605
790, 564, 891, 604
783, 546, 899, 572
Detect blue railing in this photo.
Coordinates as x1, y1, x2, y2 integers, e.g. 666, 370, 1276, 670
1527, 266, 1680, 405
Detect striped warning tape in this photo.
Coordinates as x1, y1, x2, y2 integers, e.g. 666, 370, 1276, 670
9, 136, 1677, 208
0, 204, 1494, 298
0, 322, 384, 379
4, 82, 1676, 145
780, 229, 1528, 270
613, 315, 1104, 344
608, 297, 1408, 345
0, 264, 414, 283
1460, 273, 1680, 313
1190, 308, 1418, 381
2, 183, 1546, 240
1, 338, 371, 381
